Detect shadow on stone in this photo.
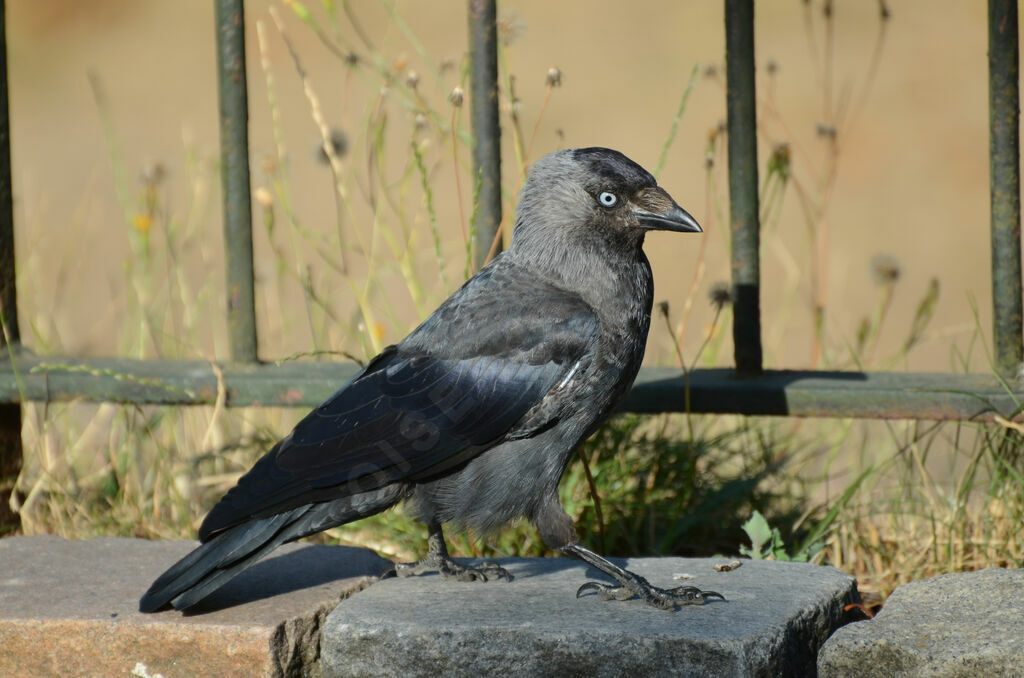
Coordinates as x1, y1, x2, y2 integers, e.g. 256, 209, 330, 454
183, 544, 391, 614
0, 536, 392, 677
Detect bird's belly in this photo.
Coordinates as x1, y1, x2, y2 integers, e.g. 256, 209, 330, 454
407, 423, 583, 535
406, 333, 645, 537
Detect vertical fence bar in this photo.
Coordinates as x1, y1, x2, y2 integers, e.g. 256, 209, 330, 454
0, 0, 21, 532
215, 0, 259, 362
468, 0, 502, 270
989, 0, 1023, 378
725, 0, 763, 374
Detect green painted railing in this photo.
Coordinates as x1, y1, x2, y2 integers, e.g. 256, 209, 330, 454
1, 1, 1023, 533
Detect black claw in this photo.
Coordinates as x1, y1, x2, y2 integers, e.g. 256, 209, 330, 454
576, 581, 606, 598
670, 586, 725, 603
666, 585, 725, 605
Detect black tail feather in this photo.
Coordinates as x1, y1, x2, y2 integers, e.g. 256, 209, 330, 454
138, 507, 310, 612
139, 485, 407, 613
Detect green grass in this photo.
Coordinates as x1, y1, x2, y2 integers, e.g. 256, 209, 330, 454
9, 1, 1024, 604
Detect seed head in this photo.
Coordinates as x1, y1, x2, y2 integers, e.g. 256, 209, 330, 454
767, 143, 791, 181
871, 254, 902, 285
254, 186, 274, 208
316, 128, 348, 164
497, 11, 527, 46
709, 282, 733, 310
139, 162, 166, 187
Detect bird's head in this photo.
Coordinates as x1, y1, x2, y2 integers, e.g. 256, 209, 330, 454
511, 147, 701, 261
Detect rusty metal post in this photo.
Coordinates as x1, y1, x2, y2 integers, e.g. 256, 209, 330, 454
0, 0, 21, 533
725, 0, 763, 374
215, 0, 259, 362
468, 0, 502, 269
989, 0, 1023, 378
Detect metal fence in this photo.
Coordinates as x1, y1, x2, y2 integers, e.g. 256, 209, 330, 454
2, 0, 1024, 530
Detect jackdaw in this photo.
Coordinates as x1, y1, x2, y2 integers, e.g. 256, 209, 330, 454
139, 146, 719, 613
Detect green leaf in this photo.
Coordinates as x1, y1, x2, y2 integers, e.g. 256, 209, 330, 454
741, 510, 773, 560
286, 0, 315, 26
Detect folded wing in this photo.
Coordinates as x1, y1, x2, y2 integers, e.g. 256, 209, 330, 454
200, 262, 599, 541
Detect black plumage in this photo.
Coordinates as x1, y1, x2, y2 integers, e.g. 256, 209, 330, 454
140, 147, 719, 613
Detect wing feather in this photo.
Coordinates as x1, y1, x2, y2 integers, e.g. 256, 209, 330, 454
199, 259, 599, 541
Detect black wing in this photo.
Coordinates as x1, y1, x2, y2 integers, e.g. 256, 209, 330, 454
199, 259, 598, 540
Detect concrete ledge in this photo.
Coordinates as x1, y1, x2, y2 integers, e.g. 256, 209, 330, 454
1, 537, 861, 677
818, 568, 1024, 678
0, 536, 389, 678
322, 557, 859, 677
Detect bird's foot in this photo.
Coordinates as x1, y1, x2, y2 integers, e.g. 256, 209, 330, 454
561, 542, 724, 610
386, 555, 513, 583
576, 576, 723, 609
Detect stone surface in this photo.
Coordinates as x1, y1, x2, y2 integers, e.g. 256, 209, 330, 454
322, 556, 858, 678
818, 567, 1024, 678
0, 535, 389, 678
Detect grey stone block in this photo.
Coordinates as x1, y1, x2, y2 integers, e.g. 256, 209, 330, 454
818, 567, 1024, 678
322, 556, 858, 678
0, 535, 389, 677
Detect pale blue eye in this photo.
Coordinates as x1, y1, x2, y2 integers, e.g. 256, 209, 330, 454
598, 191, 618, 207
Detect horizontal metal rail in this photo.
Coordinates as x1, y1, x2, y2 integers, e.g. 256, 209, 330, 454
1, 353, 1020, 422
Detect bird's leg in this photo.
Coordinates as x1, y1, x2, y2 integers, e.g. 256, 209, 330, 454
562, 542, 724, 610
387, 522, 512, 583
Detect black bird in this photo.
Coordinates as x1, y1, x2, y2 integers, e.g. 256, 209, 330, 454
139, 147, 720, 613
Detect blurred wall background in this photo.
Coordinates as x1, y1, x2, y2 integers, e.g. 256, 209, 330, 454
7, 1, 998, 374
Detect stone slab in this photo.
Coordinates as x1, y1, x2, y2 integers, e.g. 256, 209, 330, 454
0, 535, 390, 678
818, 567, 1024, 678
322, 556, 859, 678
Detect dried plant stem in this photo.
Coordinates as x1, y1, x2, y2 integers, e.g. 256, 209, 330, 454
450, 105, 469, 245
270, 7, 355, 273
524, 83, 554, 165
675, 164, 715, 355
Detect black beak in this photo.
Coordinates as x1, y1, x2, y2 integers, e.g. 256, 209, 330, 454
634, 202, 702, 233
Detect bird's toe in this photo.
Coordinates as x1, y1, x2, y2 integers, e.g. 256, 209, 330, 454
576, 580, 633, 601
391, 554, 512, 583
666, 585, 725, 605
475, 562, 514, 582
